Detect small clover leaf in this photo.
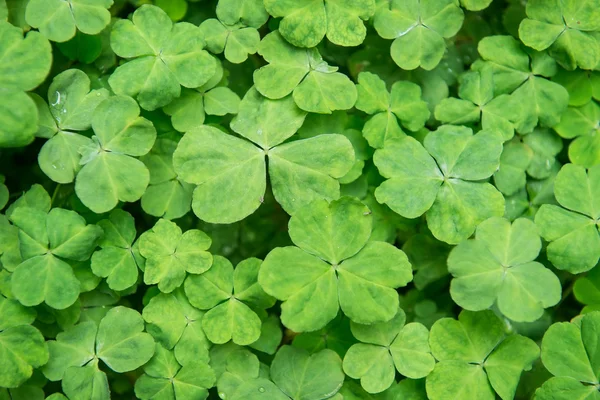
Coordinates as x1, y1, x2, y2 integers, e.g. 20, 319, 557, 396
535, 163, 600, 273
374, 0, 464, 71
25, 0, 113, 42
426, 310, 539, 400
216, 348, 269, 398
554, 100, 600, 168
263, 0, 375, 48
449, 217, 562, 322
200, 18, 260, 64
74, 95, 157, 213
254, 31, 357, 114
355, 72, 430, 149
259, 197, 413, 332
374, 126, 505, 244
109, 5, 217, 110
139, 219, 213, 293
343, 308, 435, 393
0, 21, 52, 147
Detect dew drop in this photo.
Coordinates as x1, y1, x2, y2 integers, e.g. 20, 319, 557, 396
258, 387, 265, 393
256, 128, 263, 135
218, 392, 227, 399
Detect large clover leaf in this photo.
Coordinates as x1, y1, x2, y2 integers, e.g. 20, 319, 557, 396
0, 295, 48, 388
253, 32, 357, 114
343, 308, 435, 393
554, 100, 600, 168
9, 206, 102, 309
109, 5, 217, 110
449, 217, 561, 322
374, 0, 464, 71
185, 257, 275, 345
535, 163, 600, 273
374, 125, 505, 244
35, 69, 110, 184
536, 311, 600, 399
258, 197, 413, 332
135, 344, 215, 400
91, 210, 139, 291
0, 21, 52, 147
263, 0, 375, 48
143, 288, 210, 366
518, 0, 600, 70
477, 35, 569, 133
74, 95, 157, 213
355, 72, 430, 149
43, 306, 155, 400
139, 219, 213, 293
173, 114, 354, 224
426, 310, 539, 400
25, 0, 113, 42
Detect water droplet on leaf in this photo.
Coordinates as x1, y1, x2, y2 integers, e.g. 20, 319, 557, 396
258, 387, 265, 393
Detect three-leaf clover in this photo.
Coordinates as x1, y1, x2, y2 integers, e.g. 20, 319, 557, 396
90, 210, 140, 291
200, 18, 260, 64
143, 288, 210, 366
109, 5, 217, 110
35, 69, 110, 184
25, 0, 113, 42
0, 294, 48, 388
74, 95, 157, 213
9, 206, 102, 309
374, 126, 505, 244
258, 197, 413, 332
518, 0, 600, 70
477, 35, 569, 134
263, 0, 376, 48
426, 310, 539, 400
42, 306, 155, 400
216, 348, 270, 399
553, 100, 600, 168
173, 119, 354, 224
135, 344, 215, 400
449, 217, 562, 322
138, 219, 213, 293
0, 21, 52, 147
373, 0, 464, 70
355, 72, 430, 149
535, 163, 600, 273
253, 31, 358, 114
536, 311, 600, 399
185, 256, 275, 345
343, 308, 435, 393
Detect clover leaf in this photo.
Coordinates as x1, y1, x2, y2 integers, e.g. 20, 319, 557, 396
477, 35, 569, 133
143, 288, 210, 366
138, 219, 213, 293
355, 72, 430, 149
426, 310, 539, 400
135, 344, 215, 400
518, 0, 600, 70
374, 126, 505, 244
74, 95, 157, 213
109, 5, 217, 110
185, 256, 275, 345
271, 346, 345, 400
535, 163, 600, 273
173, 122, 354, 224
0, 21, 51, 147
200, 18, 260, 64
553, 100, 600, 168
374, 0, 464, 71
435, 69, 519, 141
574, 265, 600, 313
216, 348, 270, 398
216, 0, 269, 29
254, 31, 357, 114
8, 206, 102, 309
0, 294, 48, 388
90, 210, 139, 291
36, 69, 110, 184
140, 138, 194, 220
536, 311, 600, 399
343, 308, 435, 393
43, 306, 154, 399
292, 314, 355, 358
263, 0, 375, 48
449, 217, 562, 322
259, 197, 413, 332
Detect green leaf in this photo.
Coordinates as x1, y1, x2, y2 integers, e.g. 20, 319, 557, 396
200, 19, 260, 64
0, 325, 48, 388
263, 0, 375, 47
216, 0, 269, 28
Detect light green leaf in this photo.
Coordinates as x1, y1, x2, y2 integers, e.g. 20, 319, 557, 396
0, 325, 48, 388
